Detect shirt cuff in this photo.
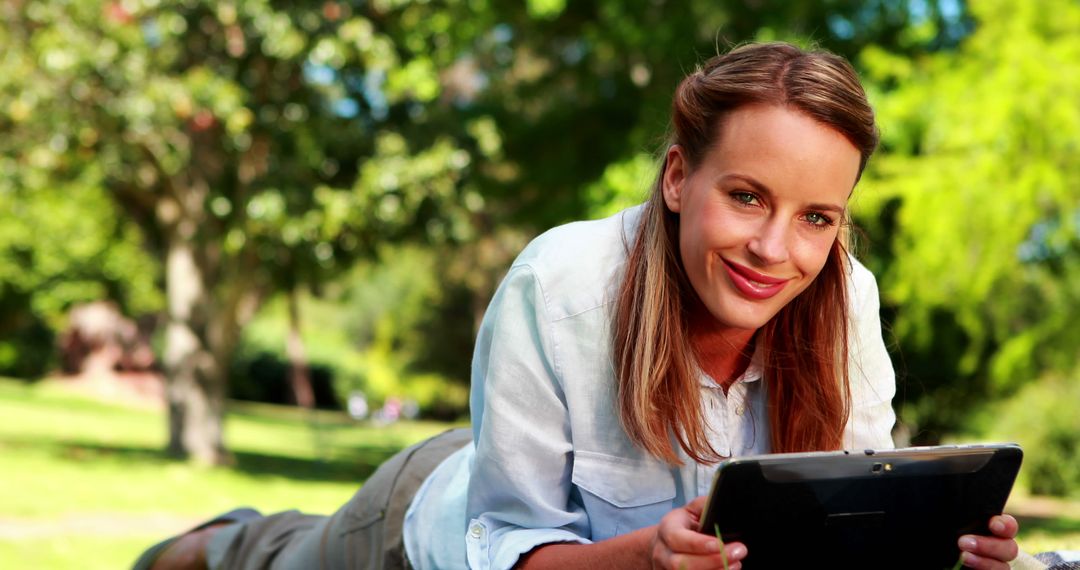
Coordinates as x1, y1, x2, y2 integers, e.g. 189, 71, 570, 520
466, 519, 591, 570
1010, 550, 1049, 570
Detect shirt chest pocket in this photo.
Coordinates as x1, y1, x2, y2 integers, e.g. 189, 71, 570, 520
571, 450, 677, 541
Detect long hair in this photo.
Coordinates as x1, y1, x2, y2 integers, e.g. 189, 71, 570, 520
612, 42, 880, 465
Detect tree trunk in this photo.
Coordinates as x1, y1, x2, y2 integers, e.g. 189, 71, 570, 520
162, 228, 230, 465
286, 287, 315, 409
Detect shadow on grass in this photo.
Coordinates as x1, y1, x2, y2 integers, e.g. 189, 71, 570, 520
7, 436, 403, 483
230, 448, 398, 482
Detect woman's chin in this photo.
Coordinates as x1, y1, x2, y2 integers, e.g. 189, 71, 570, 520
700, 306, 778, 336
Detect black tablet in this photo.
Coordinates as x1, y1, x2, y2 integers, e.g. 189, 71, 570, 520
697, 444, 1023, 569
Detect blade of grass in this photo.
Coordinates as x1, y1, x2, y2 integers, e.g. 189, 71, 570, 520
951, 555, 964, 570
714, 524, 730, 570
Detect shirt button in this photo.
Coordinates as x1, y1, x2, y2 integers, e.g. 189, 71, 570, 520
735, 405, 745, 416
470, 524, 483, 538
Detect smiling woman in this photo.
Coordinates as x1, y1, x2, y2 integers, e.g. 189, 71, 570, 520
663, 106, 857, 336
651, 105, 859, 458
611, 47, 881, 472
136, 42, 1024, 570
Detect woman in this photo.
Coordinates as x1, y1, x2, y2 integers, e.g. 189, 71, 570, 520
137, 42, 1022, 570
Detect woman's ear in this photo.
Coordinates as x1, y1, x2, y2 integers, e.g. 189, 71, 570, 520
662, 145, 687, 213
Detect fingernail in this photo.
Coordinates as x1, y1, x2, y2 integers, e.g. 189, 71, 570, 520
706, 539, 720, 552
962, 551, 979, 565
990, 519, 1005, 533
728, 544, 747, 559
958, 536, 977, 551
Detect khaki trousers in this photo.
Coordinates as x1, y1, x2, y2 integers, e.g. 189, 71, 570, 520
207, 428, 472, 570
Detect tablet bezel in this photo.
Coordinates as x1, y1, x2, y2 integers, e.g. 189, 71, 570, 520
697, 443, 1022, 569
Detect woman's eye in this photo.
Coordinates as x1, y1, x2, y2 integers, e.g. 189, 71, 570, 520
804, 212, 834, 228
731, 192, 757, 206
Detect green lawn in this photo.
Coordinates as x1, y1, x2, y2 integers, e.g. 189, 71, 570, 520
2, 378, 1077, 569
1007, 493, 1080, 554
0, 377, 458, 569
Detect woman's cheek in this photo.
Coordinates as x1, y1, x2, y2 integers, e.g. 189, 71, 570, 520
792, 235, 836, 276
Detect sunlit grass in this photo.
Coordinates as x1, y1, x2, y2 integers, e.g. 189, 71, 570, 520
0, 534, 163, 570
3, 377, 1077, 569
0, 377, 459, 569
1013, 509, 1080, 553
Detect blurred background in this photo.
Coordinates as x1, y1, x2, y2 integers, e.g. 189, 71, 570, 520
1, 0, 1078, 567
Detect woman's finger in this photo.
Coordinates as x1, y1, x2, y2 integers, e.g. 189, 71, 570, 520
958, 551, 1010, 570
683, 495, 709, 518
958, 534, 1018, 567
655, 501, 718, 555
658, 544, 747, 570
988, 514, 1019, 539
652, 498, 749, 570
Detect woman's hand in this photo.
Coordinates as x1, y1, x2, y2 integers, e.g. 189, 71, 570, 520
651, 496, 748, 570
957, 514, 1020, 569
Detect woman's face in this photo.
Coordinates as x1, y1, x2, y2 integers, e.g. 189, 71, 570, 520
662, 103, 861, 334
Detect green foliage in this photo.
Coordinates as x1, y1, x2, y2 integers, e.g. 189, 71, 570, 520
0, 178, 161, 324
0, 0, 497, 459
854, 0, 1080, 438
237, 245, 470, 417
0, 0, 489, 312
987, 373, 1080, 498
585, 153, 658, 219
0, 171, 160, 377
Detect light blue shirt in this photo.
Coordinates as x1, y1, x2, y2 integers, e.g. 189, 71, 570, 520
403, 206, 896, 570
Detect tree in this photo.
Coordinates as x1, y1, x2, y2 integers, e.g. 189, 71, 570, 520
854, 0, 1080, 440
0, 0, 481, 463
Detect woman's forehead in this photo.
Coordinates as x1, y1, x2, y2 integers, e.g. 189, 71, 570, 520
703, 104, 862, 203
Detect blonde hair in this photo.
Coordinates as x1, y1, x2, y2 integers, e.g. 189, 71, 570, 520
612, 43, 878, 464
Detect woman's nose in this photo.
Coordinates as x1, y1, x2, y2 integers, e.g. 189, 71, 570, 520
746, 219, 790, 265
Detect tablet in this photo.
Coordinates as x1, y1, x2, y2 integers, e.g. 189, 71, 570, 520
697, 444, 1022, 569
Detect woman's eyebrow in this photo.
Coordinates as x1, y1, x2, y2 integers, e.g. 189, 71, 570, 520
720, 173, 845, 213
721, 173, 772, 196
807, 202, 846, 214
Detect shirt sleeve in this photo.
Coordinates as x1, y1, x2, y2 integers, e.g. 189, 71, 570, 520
844, 259, 898, 450
465, 263, 591, 570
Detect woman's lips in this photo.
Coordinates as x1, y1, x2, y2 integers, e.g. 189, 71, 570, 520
722, 260, 790, 300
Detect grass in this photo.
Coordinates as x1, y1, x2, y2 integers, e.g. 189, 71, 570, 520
0, 377, 459, 569
3, 377, 1078, 569
0, 535, 166, 570
713, 524, 729, 570
1012, 508, 1080, 553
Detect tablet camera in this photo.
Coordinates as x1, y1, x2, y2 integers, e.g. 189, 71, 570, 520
870, 462, 894, 474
